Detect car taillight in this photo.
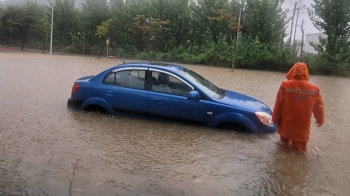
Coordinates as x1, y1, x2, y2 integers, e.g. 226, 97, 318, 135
71, 84, 80, 94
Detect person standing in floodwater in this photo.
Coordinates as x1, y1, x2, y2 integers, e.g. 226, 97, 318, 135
272, 62, 325, 151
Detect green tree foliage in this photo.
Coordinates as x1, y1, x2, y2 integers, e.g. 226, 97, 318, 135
131, 15, 169, 51
243, 0, 287, 45
0, 0, 349, 76
79, 0, 110, 54
0, 5, 14, 48
34, 18, 50, 53
109, 0, 128, 50
0, 0, 84, 7
0, 1, 41, 50
51, 0, 78, 47
96, 19, 113, 37
0, 6, 4, 45
308, 0, 350, 75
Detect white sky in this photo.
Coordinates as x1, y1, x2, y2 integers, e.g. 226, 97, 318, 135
282, 0, 320, 40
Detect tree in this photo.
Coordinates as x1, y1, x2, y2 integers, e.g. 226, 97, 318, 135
308, 0, 350, 74
188, 0, 229, 49
109, 0, 128, 49
131, 15, 169, 53
0, 5, 17, 48
80, 0, 110, 54
208, 9, 240, 66
209, 9, 241, 37
95, 19, 113, 58
34, 18, 50, 53
178, 0, 190, 46
50, 0, 78, 47
0, 3, 38, 50
243, 0, 288, 45
0, 6, 4, 45
95, 19, 113, 38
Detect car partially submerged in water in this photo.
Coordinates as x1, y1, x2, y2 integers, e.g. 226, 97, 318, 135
67, 62, 277, 133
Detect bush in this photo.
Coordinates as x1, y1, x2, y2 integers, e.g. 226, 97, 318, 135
62, 46, 75, 53
135, 52, 151, 60
155, 52, 174, 62
182, 52, 203, 64
112, 48, 126, 58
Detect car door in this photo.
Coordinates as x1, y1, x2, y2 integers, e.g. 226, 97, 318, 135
101, 68, 148, 115
147, 69, 205, 123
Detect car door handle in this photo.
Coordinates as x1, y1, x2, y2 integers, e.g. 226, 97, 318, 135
152, 98, 162, 103
106, 91, 114, 96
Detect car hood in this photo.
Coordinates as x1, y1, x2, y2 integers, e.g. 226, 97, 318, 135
216, 90, 272, 113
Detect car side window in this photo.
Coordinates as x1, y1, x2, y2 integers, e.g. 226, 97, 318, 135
115, 70, 145, 90
103, 72, 115, 85
151, 71, 192, 96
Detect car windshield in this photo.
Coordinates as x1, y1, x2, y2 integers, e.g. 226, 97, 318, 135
181, 69, 224, 99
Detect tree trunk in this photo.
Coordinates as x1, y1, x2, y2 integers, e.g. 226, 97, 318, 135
326, 4, 335, 74
293, 8, 300, 45
42, 34, 45, 54
6, 29, 10, 48
159, 0, 164, 21
211, 56, 217, 66
300, 20, 304, 56
21, 39, 24, 50
98, 37, 101, 59
230, 31, 234, 71
288, 2, 297, 45
293, 8, 300, 55
21, 31, 24, 50
180, 5, 186, 45
148, 43, 151, 62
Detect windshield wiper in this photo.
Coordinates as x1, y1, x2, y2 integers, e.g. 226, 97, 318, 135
219, 88, 226, 98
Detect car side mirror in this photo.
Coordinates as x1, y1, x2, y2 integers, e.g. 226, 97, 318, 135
187, 91, 201, 100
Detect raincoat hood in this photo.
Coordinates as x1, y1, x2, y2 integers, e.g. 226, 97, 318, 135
286, 62, 309, 81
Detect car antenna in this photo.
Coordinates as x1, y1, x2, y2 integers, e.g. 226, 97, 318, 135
118, 58, 125, 64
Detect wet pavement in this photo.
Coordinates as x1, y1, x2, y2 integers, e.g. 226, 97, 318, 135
0, 51, 349, 196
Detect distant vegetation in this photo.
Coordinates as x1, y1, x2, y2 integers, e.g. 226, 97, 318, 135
0, 0, 84, 7
0, 0, 349, 76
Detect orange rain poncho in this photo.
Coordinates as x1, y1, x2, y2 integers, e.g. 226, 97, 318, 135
272, 62, 325, 149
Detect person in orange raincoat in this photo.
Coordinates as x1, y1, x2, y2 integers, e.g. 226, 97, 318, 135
272, 62, 325, 151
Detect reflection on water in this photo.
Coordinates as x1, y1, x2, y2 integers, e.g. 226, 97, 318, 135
234, 146, 322, 196
0, 52, 349, 195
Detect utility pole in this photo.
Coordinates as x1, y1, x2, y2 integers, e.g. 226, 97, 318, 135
288, 2, 297, 45
50, 1, 54, 55
300, 20, 305, 56
106, 38, 109, 57
232, 8, 242, 72
293, 7, 300, 55
293, 8, 300, 45
98, 36, 101, 59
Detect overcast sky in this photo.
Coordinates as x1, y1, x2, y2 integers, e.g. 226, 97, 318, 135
282, 0, 320, 40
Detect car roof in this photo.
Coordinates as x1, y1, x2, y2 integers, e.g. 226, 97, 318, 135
112, 62, 186, 72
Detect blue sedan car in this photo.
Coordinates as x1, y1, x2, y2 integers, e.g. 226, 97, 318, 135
67, 62, 276, 133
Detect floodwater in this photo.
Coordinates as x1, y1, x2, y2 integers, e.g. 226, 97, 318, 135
0, 51, 349, 196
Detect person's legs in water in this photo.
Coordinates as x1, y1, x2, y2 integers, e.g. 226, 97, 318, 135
280, 136, 290, 144
291, 140, 307, 151
280, 136, 307, 151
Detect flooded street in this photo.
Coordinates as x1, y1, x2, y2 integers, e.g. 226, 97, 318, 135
0, 51, 349, 196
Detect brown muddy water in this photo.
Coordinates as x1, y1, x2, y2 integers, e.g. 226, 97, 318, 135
0, 51, 349, 196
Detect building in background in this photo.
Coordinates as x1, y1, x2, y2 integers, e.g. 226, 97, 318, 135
304, 33, 350, 54
304, 33, 325, 54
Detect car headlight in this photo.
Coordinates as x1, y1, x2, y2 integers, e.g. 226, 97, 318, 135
255, 112, 273, 126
